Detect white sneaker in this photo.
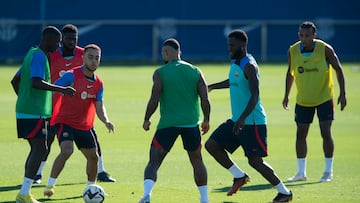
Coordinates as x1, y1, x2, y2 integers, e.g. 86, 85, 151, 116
138, 195, 150, 203
286, 173, 307, 182
320, 172, 333, 182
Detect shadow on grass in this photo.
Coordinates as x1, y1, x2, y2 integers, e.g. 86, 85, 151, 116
35, 182, 85, 187
285, 180, 322, 187
0, 182, 84, 192
38, 195, 83, 202
0, 184, 22, 192
221, 202, 238, 203
213, 183, 273, 193
213, 180, 321, 193
0, 182, 84, 203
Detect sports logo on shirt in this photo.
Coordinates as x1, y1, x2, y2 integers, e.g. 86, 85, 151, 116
298, 66, 319, 74
59, 70, 66, 77
81, 91, 96, 100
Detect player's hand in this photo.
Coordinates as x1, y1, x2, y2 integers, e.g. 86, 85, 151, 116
201, 121, 210, 135
105, 121, 115, 133
233, 119, 244, 135
282, 97, 290, 110
143, 120, 151, 131
63, 86, 76, 96
338, 94, 347, 111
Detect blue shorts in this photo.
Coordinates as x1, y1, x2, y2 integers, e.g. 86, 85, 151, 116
209, 119, 268, 157
54, 123, 97, 149
16, 118, 48, 139
152, 126, 202, 152
295, 99, 334, 123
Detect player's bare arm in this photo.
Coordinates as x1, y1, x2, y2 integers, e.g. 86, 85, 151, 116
95, 101, 115, 133
10, 73, 21, 95
198, 73, 211, 135
143, 70, 162, 131
31, 77, 76, 96
283, 49, 294, 110
325, 44, 347, 110
207, 79, 229, 92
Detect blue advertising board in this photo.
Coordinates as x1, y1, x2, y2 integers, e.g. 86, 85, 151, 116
1, 0, 359, 62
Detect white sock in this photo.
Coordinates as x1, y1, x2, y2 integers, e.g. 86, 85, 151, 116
36, 161, 46, 176
143, 179, 155, 197
297, 158, 306, 176
47, 177, 57, 187
228, 164, 245, 178
324, 157, 333, 173
275, 182, 291, 195
88, 181, 96, 185
198, 185, 208, 202
19, 177, 33, 195
98, 156, 105, 173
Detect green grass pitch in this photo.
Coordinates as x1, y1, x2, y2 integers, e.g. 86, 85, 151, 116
0, 63, 359, 202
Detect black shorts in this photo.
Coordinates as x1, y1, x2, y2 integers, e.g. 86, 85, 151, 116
209, 119, 268, 157
48, 122, 57, 136
295, 99, 334, 124
54, 123, 97, 149
152, 126, 201, 152
16, 118, 48, 139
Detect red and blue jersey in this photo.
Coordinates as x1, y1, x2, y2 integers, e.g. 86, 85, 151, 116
49, 46, 84, 82
51, 67, 104, 130
49, 46, 84, 118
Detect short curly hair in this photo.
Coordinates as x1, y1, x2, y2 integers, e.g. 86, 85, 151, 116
228, 29, 248, 44
61, 24, 78, 34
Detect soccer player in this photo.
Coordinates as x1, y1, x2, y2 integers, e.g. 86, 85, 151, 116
138, 38, 211, 203
11, 26, 75, 203
34, 24, 116, 184
205, 29, 292, 202
282, 21, 347, 182
43, 44, 115, 198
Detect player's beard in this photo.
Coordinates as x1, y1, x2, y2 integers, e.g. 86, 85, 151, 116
231, 47, 244, 60
61, 44, 76, 56
84, 65, 96, 73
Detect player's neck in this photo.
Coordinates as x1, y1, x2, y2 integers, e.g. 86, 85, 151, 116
300, 41, 316, 53
82, 66, 95, 78
234, 53, 247, 65
61, 47, 75, 57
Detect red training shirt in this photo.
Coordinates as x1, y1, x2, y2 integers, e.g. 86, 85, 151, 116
49, 46, 84, 120
51, 67, 103, 130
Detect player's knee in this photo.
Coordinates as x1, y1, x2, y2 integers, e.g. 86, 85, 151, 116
60, 147, 74, 158
320, 128, 332, 138
93, 154, 99, 162
87, 152, 99, 162
204, 139, 215, 153
248, 157, 262, 169
33, 147, 48, 158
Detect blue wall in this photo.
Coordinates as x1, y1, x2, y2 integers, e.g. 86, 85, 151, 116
1, 0, 359, 62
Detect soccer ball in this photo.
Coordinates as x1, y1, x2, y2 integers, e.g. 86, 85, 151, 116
82, 184, 105, 203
